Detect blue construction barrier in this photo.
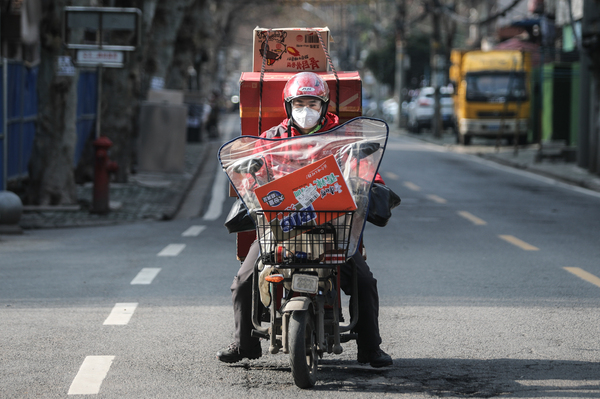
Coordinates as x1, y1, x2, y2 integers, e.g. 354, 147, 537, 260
0, 61, 97, 190
75, 70, 98, 166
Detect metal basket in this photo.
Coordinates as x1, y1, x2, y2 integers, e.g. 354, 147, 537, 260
255, 210, 355, 267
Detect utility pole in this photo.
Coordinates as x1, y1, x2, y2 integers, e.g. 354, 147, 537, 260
431, 0, 442, 138
394, 0, 406, 129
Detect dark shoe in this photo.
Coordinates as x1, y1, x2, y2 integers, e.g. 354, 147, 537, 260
357, 347, 393, 368
216, 342, 262, 363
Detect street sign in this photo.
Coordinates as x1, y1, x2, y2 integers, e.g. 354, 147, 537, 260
63, 7, 141, 51
76, 50, 124, 67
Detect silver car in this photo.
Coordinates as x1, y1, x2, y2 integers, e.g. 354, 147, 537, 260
406, 87, 454, 133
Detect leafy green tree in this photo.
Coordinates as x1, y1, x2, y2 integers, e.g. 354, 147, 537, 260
364, 32, 431, 91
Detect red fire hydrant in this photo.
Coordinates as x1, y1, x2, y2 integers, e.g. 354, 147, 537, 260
92, 136, 118, 214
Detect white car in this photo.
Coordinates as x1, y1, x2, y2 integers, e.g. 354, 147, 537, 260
406, 87, 455, 133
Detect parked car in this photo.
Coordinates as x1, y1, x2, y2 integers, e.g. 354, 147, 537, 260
406, 87, 455, 133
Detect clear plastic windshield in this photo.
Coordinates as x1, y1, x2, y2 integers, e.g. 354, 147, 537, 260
218, 117, 388, 258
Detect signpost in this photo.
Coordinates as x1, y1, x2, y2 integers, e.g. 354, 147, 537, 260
63, 6, 141, 139
62, 7, 141, 214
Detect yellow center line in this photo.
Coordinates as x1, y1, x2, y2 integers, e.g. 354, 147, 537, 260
564, 267, 600, 288
498, 235, 539, 251
384, 171, 399, 180
457, 211, 487, 225
426, 194, 447, 204
403, 181, 421, 191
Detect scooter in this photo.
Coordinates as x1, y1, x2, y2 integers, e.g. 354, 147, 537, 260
218, 117, 388, 388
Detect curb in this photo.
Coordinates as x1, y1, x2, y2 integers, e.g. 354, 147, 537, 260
162, 140, 217, 221
391, 127, 600, 194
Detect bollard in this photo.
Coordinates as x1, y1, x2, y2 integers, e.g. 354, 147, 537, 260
92, 136, 118, 214
0, 190, 23, 234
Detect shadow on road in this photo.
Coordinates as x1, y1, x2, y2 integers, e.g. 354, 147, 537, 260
238, 357, 600, 397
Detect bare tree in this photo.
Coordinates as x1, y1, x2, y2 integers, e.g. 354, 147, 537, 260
27, 0, 87, 205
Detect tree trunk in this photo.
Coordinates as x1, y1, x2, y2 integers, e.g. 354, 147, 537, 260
141, 0, 196, 95
27, 0, 80, 205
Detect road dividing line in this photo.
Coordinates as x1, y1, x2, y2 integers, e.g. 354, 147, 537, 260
131, 268, 161, 285
203, 166, 227, 221
103, 303, 138, 325
498, 235, 539, 251
457, 211, 487, 225
182, 225, 206, 237
564, 267, 600, 288
68, 356, 114, 395
426, 194, 447, 204
384, 171, 399, 180
403, 181, 421, 191
157, 244, 186, 256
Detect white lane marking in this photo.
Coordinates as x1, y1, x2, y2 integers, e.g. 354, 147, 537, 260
457, 211, 487, 225
182, 225, 206, 237
427, 194, 447, 204
203, 165, 228, 221
130, 268, 161, 285
157, 244, 186, 256
68, 356, 115, 395
103, 303, 138, 325
384, 171, 399, 180
564, 267, 600, 288
403, 181, 421, 191
498, 235, 539, 251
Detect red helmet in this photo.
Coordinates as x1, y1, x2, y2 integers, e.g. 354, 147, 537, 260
282, 72, 330, 123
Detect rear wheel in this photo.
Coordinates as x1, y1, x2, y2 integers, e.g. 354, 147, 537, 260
289, 309, 318, 388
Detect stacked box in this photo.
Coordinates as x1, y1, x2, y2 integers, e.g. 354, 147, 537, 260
252, 27, 331, 73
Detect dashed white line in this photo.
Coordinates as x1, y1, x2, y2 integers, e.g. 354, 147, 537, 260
68, 356, 115, 395
499, 235, 539, 251
403, 181, 421, 191
203, 167, 227, 221
157, 244, 186, 256
384, 171, 399, 180
457, 211, 487, 225
182, 225, 206, 237
103, 303, 138, 325
427, 194, 447, 204
564, 267, 600, 288
130, 268, 161, 285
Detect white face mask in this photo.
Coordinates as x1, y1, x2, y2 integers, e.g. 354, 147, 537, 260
292, 106, 321, 129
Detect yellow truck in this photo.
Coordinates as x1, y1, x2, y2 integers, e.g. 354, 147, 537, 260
449, 49, 531, 145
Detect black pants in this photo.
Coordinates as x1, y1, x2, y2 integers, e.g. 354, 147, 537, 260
231, 240, 382, 352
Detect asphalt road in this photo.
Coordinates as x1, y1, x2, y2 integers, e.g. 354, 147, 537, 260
1, 131, 600, 398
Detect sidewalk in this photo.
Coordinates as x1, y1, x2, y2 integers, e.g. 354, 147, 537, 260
390, 125, 600, 194
17, 115, 232, 230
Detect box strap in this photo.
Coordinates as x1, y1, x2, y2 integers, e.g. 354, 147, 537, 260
314, 29, 339, 118
258, 30, 271, 135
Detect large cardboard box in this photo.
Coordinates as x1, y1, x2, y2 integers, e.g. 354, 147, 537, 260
239, 71, 362, 137
253, 27, 331, 73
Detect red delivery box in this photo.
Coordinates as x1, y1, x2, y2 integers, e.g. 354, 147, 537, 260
239, 71, 362, 137
252, 27, 331, 73
254, 154, 356, 240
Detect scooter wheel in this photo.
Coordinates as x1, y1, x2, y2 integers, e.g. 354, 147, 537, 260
288, 309, 318, 388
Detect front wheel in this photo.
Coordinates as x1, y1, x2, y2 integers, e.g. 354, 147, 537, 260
289, 310, 318, 388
